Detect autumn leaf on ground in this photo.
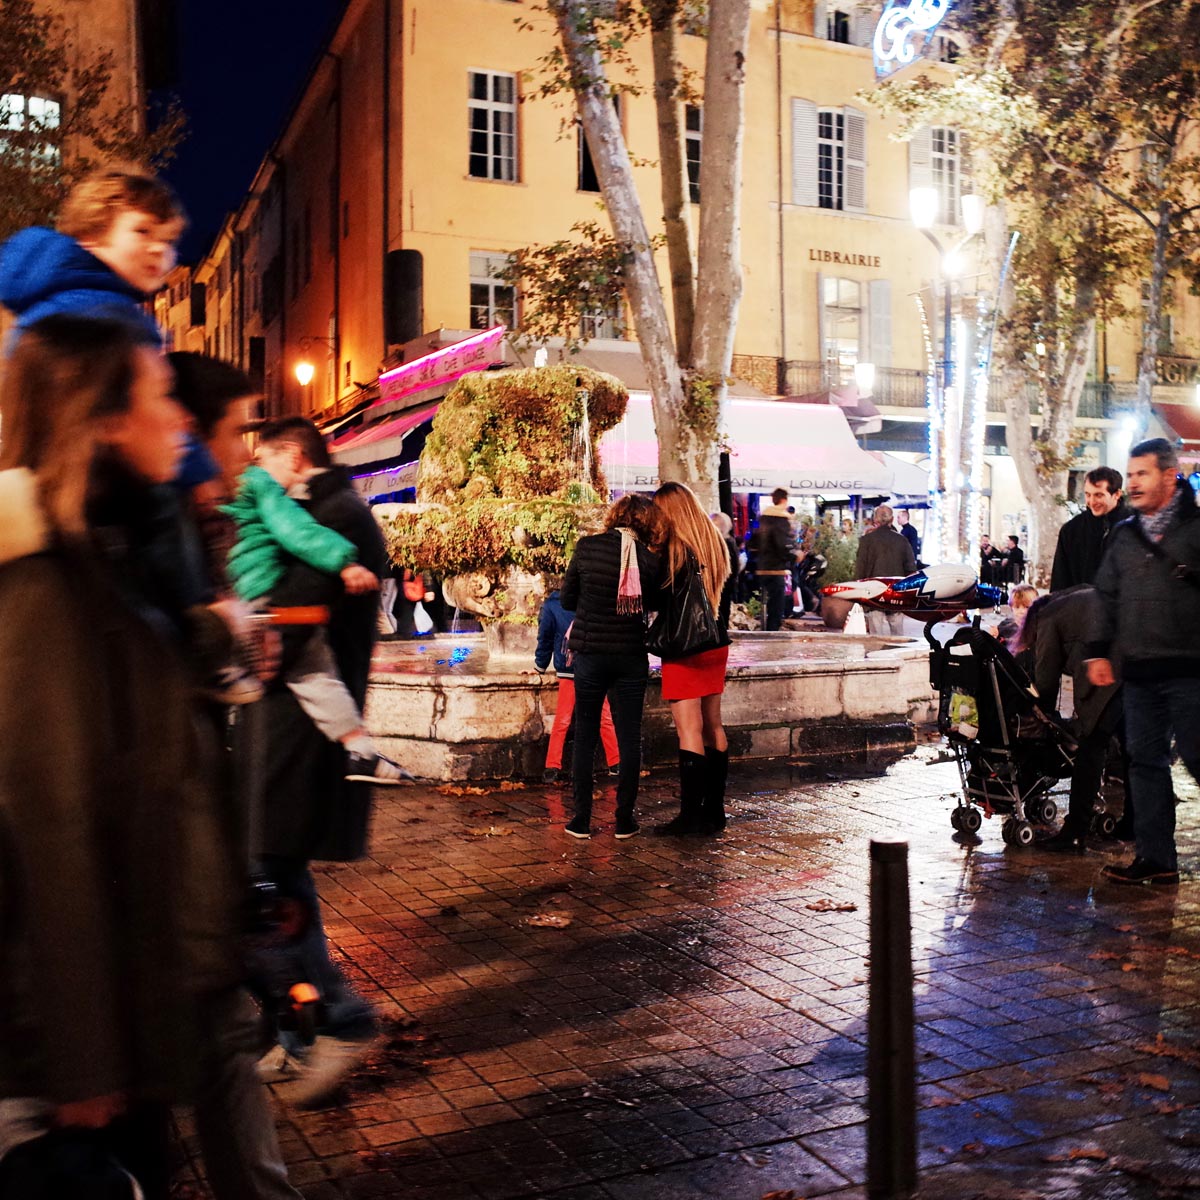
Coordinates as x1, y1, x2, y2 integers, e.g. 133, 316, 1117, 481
465, 825, 513, 837
1138, 1038, 1200, 1070
495, 780, 526, 791
1155, 1102, 1186, 1115
1120, 962, 1139, 972
1135, 1072, 1171, 1092
961, 1141, 989, 1158
762, 1191, 803, 1200
806, 899, 858, 913
1088, 951, 1123, 961
438, 784, 490, 796
525, 912, 573, 928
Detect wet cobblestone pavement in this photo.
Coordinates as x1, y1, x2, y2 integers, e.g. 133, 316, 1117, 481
174, 749, 1200, 1199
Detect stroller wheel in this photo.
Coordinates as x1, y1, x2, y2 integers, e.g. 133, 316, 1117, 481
950, 808, 963, 831
1093, 812, 1117, 839
1032, 797, 1058, 825
961, 807, 983, 834
1002, 818, 1034, 847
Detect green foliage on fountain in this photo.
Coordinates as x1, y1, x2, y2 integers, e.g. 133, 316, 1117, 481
384, 364, 628, 584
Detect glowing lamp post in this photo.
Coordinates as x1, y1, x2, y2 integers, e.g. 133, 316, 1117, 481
911, 188, 984, 565
294, 360, 315, 387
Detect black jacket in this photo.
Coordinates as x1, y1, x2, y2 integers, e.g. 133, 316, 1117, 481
1033, 588, 1118, 736
855, 525, 916, 578
1088, 480, 1200, 679
257, 467, 387, 862
752, 505, 796, 572
562, 529, 662, 657
1050, 503, 1132, 592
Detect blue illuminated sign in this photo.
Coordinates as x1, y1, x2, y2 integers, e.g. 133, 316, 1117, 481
873, 0, 953, 78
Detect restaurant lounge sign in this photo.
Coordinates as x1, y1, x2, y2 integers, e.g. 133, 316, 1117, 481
378, 324, 506, 407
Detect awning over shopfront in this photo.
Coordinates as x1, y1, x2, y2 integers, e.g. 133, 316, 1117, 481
1156, 401, 1200, 447
599, 396, 904, 495
330, 401, 440, 467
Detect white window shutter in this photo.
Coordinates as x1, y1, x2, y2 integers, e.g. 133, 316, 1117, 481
791, 98, 818, 207
813, 0, 827, 38
909, 126, 933, 192
843, 106, 867, 213
852, 4, 873, 47
869, 279, 893, 369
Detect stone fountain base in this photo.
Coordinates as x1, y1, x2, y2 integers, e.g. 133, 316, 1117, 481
365, 630, 935, 781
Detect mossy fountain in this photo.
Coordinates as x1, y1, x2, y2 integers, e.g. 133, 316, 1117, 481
366, 365, 929, 780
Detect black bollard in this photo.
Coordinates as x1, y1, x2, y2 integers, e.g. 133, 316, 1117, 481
867, 838, 917, 1199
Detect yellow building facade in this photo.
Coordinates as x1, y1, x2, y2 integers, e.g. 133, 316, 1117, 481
191, 0, 1199, 533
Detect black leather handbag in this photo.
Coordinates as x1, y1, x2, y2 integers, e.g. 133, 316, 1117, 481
646, 557, 721, 661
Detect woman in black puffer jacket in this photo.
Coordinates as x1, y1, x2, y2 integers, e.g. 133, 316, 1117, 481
559, 494, 664, 840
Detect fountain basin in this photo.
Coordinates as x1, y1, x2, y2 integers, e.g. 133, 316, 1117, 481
365, 630, 934, 780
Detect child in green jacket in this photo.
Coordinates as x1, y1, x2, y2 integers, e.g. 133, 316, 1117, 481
224, 464, 408, 785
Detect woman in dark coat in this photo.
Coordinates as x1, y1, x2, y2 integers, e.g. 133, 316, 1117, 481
0, 317, 254, 1195
559, 494, 664, 839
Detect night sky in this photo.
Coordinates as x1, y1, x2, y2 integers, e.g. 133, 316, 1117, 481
158, 0, 347, 263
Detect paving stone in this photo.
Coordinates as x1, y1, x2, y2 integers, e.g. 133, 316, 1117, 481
165, 753, 1200, 1199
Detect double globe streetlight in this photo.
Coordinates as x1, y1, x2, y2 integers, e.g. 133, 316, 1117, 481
909, 187, 985, 564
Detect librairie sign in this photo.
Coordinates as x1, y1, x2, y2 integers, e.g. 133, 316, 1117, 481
377, 324, 506, 408
873, 0, 953, 78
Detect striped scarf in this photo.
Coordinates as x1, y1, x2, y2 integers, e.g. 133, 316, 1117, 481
615, 527, 643, 614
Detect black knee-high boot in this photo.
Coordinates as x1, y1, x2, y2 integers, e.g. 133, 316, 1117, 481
653, 749, 707, 836
701, 747, 729, 833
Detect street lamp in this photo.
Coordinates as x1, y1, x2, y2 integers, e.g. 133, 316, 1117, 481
910, 188, 984, 564
294, 360, 315, 386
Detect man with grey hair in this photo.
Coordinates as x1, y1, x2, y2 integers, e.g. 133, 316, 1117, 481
1087, 438, 1200, 887
854, 504, 916, 635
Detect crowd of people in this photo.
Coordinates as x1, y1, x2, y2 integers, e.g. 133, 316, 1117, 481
0, 165, 401, 1198
0, 160, 1196, 1200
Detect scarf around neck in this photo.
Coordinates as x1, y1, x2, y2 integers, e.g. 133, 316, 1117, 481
1139, 486, 1183, 543
615, 526, 643, 614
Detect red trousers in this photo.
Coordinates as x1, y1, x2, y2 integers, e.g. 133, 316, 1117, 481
546, 677, 619, 768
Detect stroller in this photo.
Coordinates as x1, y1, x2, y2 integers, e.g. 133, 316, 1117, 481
927, 618, 1078, 846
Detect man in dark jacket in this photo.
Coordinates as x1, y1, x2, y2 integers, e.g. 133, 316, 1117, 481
752, 488, 796, 631
1051, 466, 1130, 591
248, 418, 389, 1104
854, 505, 916, 634
1088, 439, 1200, 887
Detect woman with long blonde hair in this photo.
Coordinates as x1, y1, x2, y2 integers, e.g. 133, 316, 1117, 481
651, 482, 737, 836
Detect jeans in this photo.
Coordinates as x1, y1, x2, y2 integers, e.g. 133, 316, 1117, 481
760, 575, 789, 631
546, 678, 619, 770
254, 857, 377, 1050
1124, 677, 1200, 871
571, 652, 649, 825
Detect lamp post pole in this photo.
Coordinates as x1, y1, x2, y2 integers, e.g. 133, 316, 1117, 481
911, 190, 984, 565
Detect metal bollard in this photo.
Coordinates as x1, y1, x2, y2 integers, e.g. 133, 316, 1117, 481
867, 838, 917, 1199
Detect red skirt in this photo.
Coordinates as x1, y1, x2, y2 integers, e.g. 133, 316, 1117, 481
660, 644, 730, 701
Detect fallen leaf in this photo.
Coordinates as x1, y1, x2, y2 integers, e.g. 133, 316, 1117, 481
495, 780, 526, 791
1121, 962, 1139, 972
806, 899, 858, 913
1069, 1148, 1109, 1162
1088, 951, 1123, 961
1135, 1072, 1171, 1092
1116, 923, 1135, 932
1138, 1037, 1200, 1070
525, 912, 573, 928
762, 1192, 802, 1200
465, 825, 513, 837
1155, 1103, 1186, 1115
962, 1142, 989, 1158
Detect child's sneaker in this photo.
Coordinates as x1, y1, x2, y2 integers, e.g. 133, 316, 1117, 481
345, 752, 413, 785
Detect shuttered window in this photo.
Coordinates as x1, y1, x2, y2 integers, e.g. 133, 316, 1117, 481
795, 102, 866, 212
868, 280, 893, 369
910, 126, 962, 226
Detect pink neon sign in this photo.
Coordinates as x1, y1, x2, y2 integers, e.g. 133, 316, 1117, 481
376, 325, 506, 409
